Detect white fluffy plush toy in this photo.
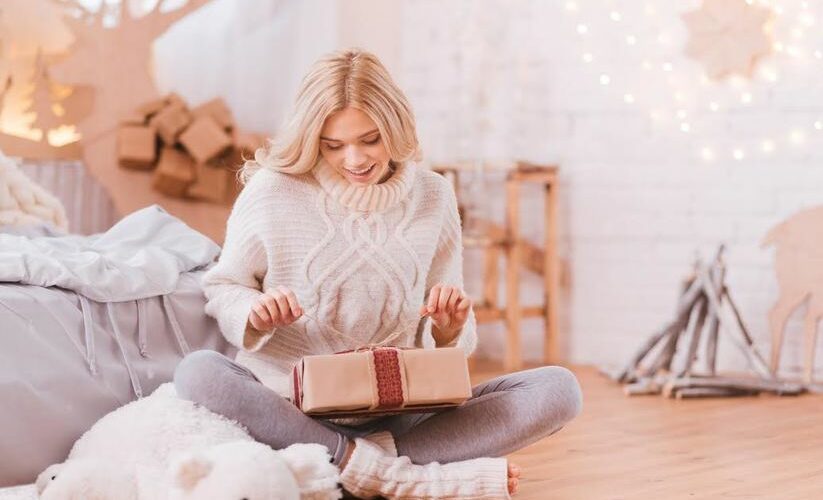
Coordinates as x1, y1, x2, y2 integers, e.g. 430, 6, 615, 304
36, 383, 341, 500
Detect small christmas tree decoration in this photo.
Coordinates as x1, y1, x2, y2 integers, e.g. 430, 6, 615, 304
117, 125, 157, 169
682, 0, 774, 80
179, 116, 233, 164
152, 147, 196, 197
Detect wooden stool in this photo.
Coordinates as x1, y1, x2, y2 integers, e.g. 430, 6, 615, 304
433, 162, 560, 372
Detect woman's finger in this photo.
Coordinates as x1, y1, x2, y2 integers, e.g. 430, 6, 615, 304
437, 286, 453, 314
252, 303, 271, 324
427, 284, 442, 312
455, 295, 471, 311
263, 294, 282, 322
272, 293, 292, 323
446, 289, 461, 313
279, 286, 302, 317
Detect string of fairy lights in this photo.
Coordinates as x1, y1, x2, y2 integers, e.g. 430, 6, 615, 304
562, 0, 822, 163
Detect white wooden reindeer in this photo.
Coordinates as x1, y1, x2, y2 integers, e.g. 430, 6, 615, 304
763, 205, 823, 384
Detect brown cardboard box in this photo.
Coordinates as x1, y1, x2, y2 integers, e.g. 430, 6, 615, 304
179, 116, 233, 164
187, 161, 230, 203
152, 147, 196, 197
166, 92, 187, 109
149, 103, 192, 145
134, 97, 167, 121
191, 98, 235, 131
117, 125, 157, 169
119, 110, 147, 126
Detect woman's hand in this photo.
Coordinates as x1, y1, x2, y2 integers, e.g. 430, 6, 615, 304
419, 284, 472, 345
248, 285, 303, 331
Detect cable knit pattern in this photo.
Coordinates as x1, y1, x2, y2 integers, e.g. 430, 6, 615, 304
202, 159, 477, 398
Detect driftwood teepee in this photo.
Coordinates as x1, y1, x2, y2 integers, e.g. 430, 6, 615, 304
606, 246, 804, 398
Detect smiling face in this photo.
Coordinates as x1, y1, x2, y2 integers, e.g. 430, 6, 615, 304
318, 107, 393, 185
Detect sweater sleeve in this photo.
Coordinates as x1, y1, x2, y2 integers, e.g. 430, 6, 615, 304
417, 178, 478, 357
201, 176, 274, 352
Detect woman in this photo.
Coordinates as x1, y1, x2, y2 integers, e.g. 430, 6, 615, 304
174, 48, 582, 499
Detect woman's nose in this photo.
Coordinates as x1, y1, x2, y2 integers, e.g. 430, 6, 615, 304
343, 146, 367, 167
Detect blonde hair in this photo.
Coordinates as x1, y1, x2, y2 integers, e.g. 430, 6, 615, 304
241, 48, 420, 183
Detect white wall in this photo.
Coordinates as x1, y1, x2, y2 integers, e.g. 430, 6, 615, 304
151, 0, 823, 375
398, 0, 823, 376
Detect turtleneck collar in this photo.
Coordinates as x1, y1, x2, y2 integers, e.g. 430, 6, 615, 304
311, 159, 417, 212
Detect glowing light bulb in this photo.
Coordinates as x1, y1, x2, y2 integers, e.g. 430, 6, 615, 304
582, 53, 594, 63
680, 122, 691, 133
642, 60, 653, 70
623, 93, 635, 103
815, 50, 823, 59
565, 1, 578, 11
709, 102, 720, 112
662, 62, 673, 72
674, 92, 685, 102
577, 24, 588, 34
815, 121, 822, 130
761, 140, 775, 153
676, 109, 687, 119
774, 42, 785, 52
599, 74, 611, 85
610, 11, 622, 21
733, 149, 745, 161
790, 129, 806, 144
701, 147, 715, 161
741, 92, 753, 104
626, 35, 637, 45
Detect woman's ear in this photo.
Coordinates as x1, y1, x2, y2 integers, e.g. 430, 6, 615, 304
170, 453, 213, 492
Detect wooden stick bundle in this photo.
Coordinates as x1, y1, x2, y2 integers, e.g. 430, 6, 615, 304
605, 246, 804, 398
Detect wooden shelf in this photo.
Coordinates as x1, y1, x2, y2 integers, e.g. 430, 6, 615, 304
433, 161, 562, 371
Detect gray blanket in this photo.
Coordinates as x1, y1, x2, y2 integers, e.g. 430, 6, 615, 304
0, 213, 235, 487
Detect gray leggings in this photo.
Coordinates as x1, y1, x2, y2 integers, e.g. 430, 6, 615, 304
173, 350, 582, 466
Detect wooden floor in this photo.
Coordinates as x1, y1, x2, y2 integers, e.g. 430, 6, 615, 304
470, 363, 823, 500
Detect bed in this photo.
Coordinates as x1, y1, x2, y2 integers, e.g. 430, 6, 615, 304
0, 159, 236, 489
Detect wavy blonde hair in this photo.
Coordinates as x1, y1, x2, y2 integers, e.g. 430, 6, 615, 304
241, 48, 420, 183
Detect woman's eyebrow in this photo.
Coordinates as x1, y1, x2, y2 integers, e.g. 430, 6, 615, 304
320, 129, 379, 142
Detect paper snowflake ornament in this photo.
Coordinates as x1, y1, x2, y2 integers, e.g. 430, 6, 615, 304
682, 0, 773, 80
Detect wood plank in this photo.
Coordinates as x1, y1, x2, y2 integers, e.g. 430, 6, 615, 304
504, 177, 522, 371
466, 363, 823, 500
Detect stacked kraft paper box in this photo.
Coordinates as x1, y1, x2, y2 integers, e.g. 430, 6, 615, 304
116, 93, 267, 204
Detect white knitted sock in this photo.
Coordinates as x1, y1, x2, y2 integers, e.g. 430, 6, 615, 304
362, 431, 397, 456
339, 437, 510, 499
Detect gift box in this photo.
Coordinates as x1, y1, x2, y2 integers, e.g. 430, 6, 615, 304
292, 347, 472, 418
152, 147, 196, 197
187, 161, 230, 203
179, 116, 233, 164
149, 102, 192, 145
117, 125, 157, 169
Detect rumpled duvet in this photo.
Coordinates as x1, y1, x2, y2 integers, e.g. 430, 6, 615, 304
0, 206, 236, 487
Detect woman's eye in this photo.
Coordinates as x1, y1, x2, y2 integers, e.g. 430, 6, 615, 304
325, 143, 342, 150
363, 136, 380, 145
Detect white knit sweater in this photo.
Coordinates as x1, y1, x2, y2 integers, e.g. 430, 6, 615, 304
202, 158, 477, 398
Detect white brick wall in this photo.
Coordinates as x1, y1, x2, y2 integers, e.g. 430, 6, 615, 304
396, 0, 823, 375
